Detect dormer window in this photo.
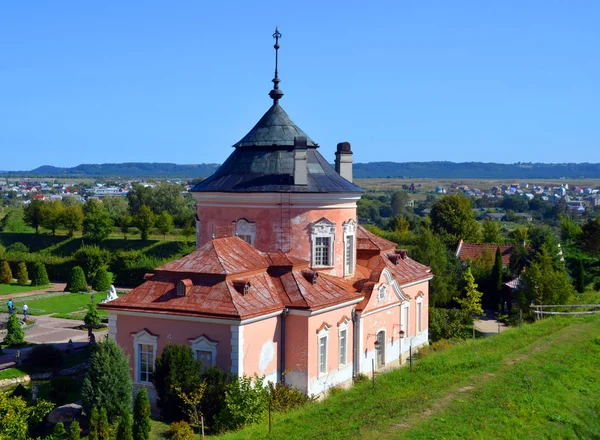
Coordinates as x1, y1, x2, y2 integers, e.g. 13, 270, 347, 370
378, 285, 387, 302
310, 218, 335, 268
177, 279, 192, 297
232, 281, 251, 295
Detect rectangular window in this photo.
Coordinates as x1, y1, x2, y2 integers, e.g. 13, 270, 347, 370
238, 235, 252, 245
345, 235, 354, 275
319, 336, 328, 374
404, 307, 410, 337
339, 329, 347, 366
378, 286, 386, 302
138, 344, 154, 383
196, 350, 213, 372
315, 237, 330, 266
417, 303, 422, 333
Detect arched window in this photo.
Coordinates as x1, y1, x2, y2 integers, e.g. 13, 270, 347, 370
234, 218, 256, 246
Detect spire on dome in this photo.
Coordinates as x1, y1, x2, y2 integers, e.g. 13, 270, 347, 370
269, 27, 284, 104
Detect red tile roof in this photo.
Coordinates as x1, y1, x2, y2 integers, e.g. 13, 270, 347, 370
356, 225, 396, 252
455, 240, 516, 266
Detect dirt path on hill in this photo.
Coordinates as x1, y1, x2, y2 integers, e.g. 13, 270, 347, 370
378, 321, 591, 437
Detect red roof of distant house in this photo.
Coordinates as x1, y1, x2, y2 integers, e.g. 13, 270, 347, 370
455, 239, 516, 266
32, 194, 45, 199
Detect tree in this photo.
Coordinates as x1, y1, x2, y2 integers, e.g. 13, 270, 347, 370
153, 344, 203, 422
0, 392, 54, 440
16, 262, 28, 285
575, 258, 585, 293
430, 194, 481, 246
135, 205, 155, 241
68, 420, 81, 440
93, 268, 112, 292
216, 374, 269, 432
41, 200, 64, 236
24, 199, 45, 233
580, 217, 600, 256
182, 220, 195, 245
61, 205, 84, 237
31, 262, 50, 286
102, 196, 129, 226
127, 184, 153, 216
390, 190, 410, 216
83, 199, 114, 243
133, 388, 151, 440
155, 211, 174, 240
53, 422, 67, 439
116, 413, 133, 440
454, 267, 484, 317
481, 219, 503, 244
4, 313, 25, 346
121, 214, 133, 239
490, 246, 504, 304
84, 302, 102, 327
97, 408, 110, 440
1, 260, 13, 283
66, 266, 88, 293
150, 182, 189, 220
520, 254, 575, 306
559, 214, 582, 243
81, 338, 133, 422
73, 245, 111, 282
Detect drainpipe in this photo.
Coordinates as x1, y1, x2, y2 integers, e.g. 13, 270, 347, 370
351, 308, 358, 378
280, 307, 289, 383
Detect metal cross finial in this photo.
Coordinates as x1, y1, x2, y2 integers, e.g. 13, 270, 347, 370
269, 27, 284, 104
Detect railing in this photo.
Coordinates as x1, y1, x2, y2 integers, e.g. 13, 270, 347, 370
530, 304, 600, 319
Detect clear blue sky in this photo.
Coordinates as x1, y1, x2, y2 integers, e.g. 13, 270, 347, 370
1, 1, 599, 170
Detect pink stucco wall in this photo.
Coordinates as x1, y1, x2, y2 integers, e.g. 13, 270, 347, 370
114, 314, 233, 379
242, 316, 280, 379
285, 313, 309, 374
196, 196, 356, 277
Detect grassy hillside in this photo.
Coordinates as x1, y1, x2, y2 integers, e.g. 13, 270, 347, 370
219, 315, 600, 439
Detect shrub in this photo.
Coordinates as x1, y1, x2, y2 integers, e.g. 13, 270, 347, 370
7, 242, 29, 253
16, 261, 28, 285
81, 338, 132, 422
3, 313, 25, 346
53, 421, 67, 439
116, 413, 133, 440
133, 388, 151, 440
93, 268, 112, 292
199, 366, 232, 431
68, 420, 81, 440
268, 378, 311, 412
65, 266, 88, 293
74, 245, 111, 281
31, 262, 50, 286
11, 384, 32, 401
50, 376, 79, 405
0, 260, 13, 283
216, 374, 269, 432
168, 421, 194, 440
28, 344, 63, 370
153, 344, 203, 422
353, 372, 369, 384
428, 307, 471, 342
84, 302, 102, 327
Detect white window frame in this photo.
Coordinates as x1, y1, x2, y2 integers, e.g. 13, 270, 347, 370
317, 324, 330, 376
378, 285, 387, 302
190, 335, 218, 369
402, 303, 410, 338
234, 218, 256, 246
338, 317, 350, 367
310, 218, 336, 268
343, 220, 357, 276
132, 330, 158, 385
416, 294, 424, 334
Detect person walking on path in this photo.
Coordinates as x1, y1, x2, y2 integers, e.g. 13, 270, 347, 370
7, 298, 13, 315
23, 303, 29, 321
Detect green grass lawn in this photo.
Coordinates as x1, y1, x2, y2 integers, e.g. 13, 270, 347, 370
10, 292, 110, 318
0, 282, 52, 296
217, 315, 600, 440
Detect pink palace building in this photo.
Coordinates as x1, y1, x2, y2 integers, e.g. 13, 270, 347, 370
101, 31, 432, 400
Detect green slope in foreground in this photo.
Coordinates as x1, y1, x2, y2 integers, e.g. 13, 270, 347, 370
219, 315, 600, 440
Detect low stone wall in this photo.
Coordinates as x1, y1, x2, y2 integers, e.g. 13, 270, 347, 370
0, 360, 89, 389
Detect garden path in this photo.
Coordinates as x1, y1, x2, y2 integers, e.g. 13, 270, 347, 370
1, 282, 67, 299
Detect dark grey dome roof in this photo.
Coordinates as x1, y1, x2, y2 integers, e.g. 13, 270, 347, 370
191, 103, 362, 194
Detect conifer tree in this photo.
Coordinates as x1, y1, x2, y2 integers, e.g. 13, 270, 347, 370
53, 422, 67, 439
133, 388, 151, 440
88, 407, 99, 440
576, 258, 585, 293
84, 302, 102, 328
491, 246, 504, 303
98, 408, 110, 440
455, 267, 484, 317
16, 262, 28, 285
31, 262, 50, 286
68, 420, 81, 440
66, 266, 88, 293
3, 313, 25, 346
92, 268, 112, 292
0, 260, 13, 284
116, 413, 133, 440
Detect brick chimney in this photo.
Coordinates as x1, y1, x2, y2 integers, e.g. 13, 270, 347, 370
335, 142, 353, 182
293, 136, 308, 186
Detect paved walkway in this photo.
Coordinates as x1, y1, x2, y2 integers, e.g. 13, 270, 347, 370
1, 282, 67, 299
474, 315, 509, 336
1, 312, 101, 345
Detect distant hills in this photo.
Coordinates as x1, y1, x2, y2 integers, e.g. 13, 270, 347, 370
2, 161, 600, 179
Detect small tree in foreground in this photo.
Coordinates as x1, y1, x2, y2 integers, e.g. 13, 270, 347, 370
455, 267, 484, 317
133, 388, 151, 440
216, 374, 269, 432
81, 338, 132, 422
0, 260, 13, 283
84, 302, 102, 328
31, 262, 50, 286
66, 266, 88, 293
16, 262, 28, 285
3, 313, 25, 346
68, 420, 81, 440
116, 413, 133, 440
53, 421, 67, 439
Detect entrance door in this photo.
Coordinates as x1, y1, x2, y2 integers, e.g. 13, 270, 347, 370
376, 331, 385, 368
